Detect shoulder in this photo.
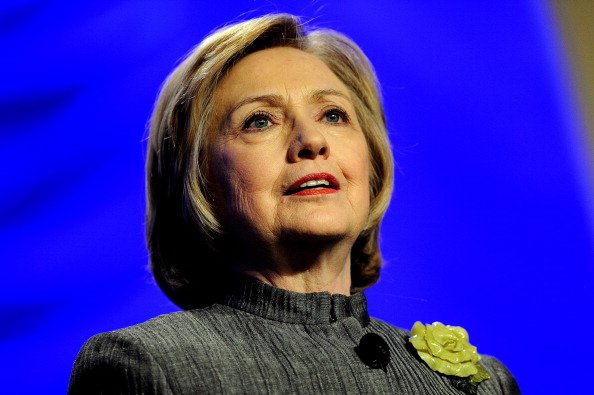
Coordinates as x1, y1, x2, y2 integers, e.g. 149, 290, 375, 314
106, 306, 222, 340
68, 306, 233, 394
89, 303, 243, 347
367, 316, 411, 345
479, 355, 521, 394
68, 326, 173, 394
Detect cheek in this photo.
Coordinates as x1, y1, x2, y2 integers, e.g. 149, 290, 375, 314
348, 141, 372, 227
216, 154, 251, 205
345, 139, 371, 200
214, 146, 277, 214
357, 158, 372, 210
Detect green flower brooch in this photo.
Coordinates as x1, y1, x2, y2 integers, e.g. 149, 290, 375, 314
409, 322, 490, 394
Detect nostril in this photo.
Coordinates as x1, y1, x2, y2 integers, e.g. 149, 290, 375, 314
319, 147, 327, 156
298, 148, 313, 158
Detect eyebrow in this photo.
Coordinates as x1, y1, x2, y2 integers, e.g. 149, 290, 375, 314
219, 88, 353, 131
226, 89, 352, 116
309, 88, 352, 103
226, 94, 285, 117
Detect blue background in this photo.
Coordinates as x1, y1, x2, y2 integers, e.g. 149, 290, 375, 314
1, 1, 592, 393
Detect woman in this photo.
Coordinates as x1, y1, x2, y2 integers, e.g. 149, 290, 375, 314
69, 14, 519, 394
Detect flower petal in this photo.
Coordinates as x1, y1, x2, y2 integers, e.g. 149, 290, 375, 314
408, 321, 485, 379
411, 321, 426, 337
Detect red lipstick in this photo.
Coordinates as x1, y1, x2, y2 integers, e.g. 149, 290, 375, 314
285, 173, 339, 196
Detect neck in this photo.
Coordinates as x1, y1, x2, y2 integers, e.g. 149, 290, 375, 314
231, 238, 353, 295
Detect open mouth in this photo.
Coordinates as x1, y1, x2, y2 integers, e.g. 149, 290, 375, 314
285, 173, 339, 196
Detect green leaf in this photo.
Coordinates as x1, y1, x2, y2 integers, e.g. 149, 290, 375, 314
470, 364, 491, 383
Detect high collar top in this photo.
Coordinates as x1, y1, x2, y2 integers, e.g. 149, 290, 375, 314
219, 275, 370, 327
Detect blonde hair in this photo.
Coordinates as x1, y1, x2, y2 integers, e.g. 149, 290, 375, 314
146, 14, 393, 309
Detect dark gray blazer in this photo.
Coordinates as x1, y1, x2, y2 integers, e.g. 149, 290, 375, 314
69, 278, 520, 394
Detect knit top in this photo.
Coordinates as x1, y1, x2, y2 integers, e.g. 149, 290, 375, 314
68, 276, 520, 394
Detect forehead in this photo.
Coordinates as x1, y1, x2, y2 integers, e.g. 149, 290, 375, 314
215, 47, 350, 106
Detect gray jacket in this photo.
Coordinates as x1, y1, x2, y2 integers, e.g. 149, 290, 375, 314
69, 277, 520, 394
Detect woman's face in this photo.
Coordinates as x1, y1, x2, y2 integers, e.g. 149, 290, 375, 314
210, 47, 370, 249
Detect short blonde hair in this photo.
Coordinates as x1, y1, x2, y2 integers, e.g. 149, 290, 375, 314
146, 14, 393, 309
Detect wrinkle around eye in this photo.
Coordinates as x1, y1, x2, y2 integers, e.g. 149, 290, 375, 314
235, 109, 283, 133
324, 110, 347, 124
320, 109, 351, 128
244, 113, 273, 131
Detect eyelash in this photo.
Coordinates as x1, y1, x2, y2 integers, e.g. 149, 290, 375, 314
241, 107, 351, 131
242, 111, 273, 131
323, 107, 350, 124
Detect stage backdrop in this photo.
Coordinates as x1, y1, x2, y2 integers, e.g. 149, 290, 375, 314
1, 1, 592, 394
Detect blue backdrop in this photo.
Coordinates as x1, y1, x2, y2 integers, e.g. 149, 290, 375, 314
1, 1, 592, 393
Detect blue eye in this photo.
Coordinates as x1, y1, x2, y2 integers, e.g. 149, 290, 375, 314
244, 113, 272, 130
324, 109, 348, 124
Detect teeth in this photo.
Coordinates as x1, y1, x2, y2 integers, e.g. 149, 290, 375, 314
299, 179, 330, 188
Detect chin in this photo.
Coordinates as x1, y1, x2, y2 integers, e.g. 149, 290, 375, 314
278, 221, 359, 244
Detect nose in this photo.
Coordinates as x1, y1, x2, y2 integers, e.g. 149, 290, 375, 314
287, 120, 330, 162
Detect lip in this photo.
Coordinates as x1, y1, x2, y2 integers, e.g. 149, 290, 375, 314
285, 172, 340, 196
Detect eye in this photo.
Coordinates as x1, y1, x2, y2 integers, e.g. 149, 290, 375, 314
243, 112, 273, 130
323, 108, 349, 124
